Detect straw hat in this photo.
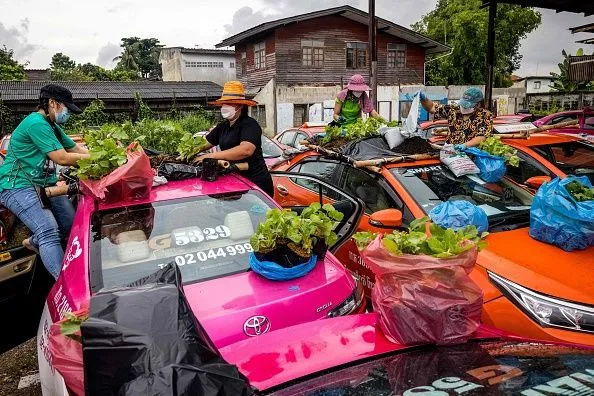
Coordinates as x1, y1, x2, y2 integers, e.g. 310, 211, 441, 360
209, 81, 258, 107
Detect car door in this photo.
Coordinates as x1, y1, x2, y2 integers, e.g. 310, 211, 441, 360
270, 171, 364, 253
271, 159, 345, 208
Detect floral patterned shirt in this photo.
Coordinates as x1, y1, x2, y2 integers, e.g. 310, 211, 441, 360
434, 103, 493, 144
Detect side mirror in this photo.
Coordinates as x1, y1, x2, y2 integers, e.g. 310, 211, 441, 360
525, 176, 551, 189
368, 209, 403, 228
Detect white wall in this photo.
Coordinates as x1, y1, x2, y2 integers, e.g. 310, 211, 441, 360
525, 78, 555, 94
252, 79, 275, 136
180, 53, 236, 86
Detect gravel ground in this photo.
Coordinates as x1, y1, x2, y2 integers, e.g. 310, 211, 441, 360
0, 338, 41, 396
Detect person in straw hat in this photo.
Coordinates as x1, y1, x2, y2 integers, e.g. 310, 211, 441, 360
193, 81, 273, 196
333, 74, 381, 126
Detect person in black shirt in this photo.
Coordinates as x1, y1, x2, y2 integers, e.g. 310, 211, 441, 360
193, 81, 274, 196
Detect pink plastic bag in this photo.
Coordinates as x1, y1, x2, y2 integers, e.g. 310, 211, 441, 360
363, 237, 483, 346
48, 311, 86, 396
79, 143, 153, 203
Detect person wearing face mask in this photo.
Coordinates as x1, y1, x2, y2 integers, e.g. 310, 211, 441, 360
193, 81, 273, 196
0, 84, 90, 279
333, 74, 381, 126
419, 87, 493, 150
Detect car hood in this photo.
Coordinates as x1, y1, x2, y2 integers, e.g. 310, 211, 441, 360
183, 254, 356, 348
477, 228, 594, 304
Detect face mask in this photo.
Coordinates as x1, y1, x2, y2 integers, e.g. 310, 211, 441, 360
221, 105, 237, 120
55, 106, 70, 124
460, 106, 475, 115
352, 91, 363, 98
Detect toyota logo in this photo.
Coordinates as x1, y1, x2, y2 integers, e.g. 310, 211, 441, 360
243, 315, 271, 337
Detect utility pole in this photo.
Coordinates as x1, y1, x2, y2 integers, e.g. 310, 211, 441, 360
369, 0, 378, 107
485, 1, 497, 112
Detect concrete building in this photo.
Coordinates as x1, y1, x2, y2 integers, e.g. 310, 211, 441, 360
216, 5, 449, 135
512, 76, 557, 94
159, 47, 236, 86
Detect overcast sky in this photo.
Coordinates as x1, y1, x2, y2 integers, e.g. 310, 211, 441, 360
1, 0, 593, 77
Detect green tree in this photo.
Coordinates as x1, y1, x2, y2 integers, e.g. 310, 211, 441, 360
114, 37, 163, 79
550, 48, 594, 93
0, 46, 27, 80
50, 53, 76, 71
412, 0, 541, 87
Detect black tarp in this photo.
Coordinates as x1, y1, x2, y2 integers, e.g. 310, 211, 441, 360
340, 137, 438, 161
81, 263, 253, 396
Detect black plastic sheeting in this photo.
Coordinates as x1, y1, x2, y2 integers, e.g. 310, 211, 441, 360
157, 162, 201, 181
340, 137, 437, 161
81, 263, 253, 396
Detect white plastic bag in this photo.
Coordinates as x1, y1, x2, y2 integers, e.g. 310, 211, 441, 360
380, 126, 404, 149
402, 92, 421, 138
440, 145, 480, 177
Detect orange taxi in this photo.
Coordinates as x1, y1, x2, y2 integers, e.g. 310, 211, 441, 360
271, 132, 594, 346
273, 122, 327, 150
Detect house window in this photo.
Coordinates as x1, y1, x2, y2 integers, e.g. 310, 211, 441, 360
346, 42, 368, 69
301, 40, 324, 67
252, 105, 266, 127
184, 61, 223, 68
230, 62, 235, 68
254, 42, 266, 70
387, 43, 406, 68
533, 81, 541, 90
294, 104, 308, 126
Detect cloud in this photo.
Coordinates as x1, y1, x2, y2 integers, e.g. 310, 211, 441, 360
0, 18, 37, 64
224, 1, 364, 36
96, 42, 121, 68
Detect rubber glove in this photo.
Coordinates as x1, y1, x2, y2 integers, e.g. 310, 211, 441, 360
454, 144, 466, 152
337, 115, 346, 124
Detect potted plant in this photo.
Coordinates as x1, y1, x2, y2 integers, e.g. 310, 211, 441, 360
299, 203, 344, 259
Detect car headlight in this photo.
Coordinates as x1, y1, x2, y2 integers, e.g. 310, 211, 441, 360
327, 276, 365, 318
489, 272, 594, 333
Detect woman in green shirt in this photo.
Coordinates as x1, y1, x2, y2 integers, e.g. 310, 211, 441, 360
333, 74, 381, 126
0, 84, 89, 279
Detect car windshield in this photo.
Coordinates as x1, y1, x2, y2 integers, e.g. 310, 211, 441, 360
532, 141, 594, 183
391, 165, 534, 230
271, 341, 594, 395
262, 135, 283, 158
89, 190, 272, 292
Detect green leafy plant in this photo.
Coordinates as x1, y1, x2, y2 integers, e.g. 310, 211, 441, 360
353, 231, 378, 250
250, 203, 344, 257
566, 180, 594, 202
353, 217, 488, 258
74, 130, 128, 180
177, 132, 209, 161
323, 117, 385, 143
60, 311, 89, 343
478, 136, 520, 167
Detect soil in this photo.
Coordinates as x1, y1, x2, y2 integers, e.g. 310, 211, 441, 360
391, 137, 438, 156
149, 154, 191, 169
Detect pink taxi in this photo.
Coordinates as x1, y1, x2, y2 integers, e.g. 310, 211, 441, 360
221, 313, 594, 395
37, 172, 365, 395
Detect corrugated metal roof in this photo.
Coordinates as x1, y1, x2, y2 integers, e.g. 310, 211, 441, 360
0, 80, 222, 101
482, 0, 594, 16
216, 5, 450, 55
569, 55, 594, 82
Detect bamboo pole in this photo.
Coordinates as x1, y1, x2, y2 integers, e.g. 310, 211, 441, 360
354, 153, 439, 168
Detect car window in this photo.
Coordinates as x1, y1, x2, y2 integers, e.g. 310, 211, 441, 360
547, 114, 578, 125
289, 161, 342, 200
295, 132, 308, 146
278, 131, 297, 146
532, 141, 594, 183
584, 116, 594, 130
271, 341, 594, 395
503, 151, 552, 186
342, 167, 396, 215
89, 191, 272, 292
391, 165, 534, 231
261, 135, 283, 158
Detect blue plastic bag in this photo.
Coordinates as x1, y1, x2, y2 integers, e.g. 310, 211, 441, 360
248, 252, 318, 281
529, 176, 594, 252
429, 200, 489, 234
464, 147, 507, 183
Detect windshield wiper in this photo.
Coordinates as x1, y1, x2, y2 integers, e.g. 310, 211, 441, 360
488, 210, 530, 230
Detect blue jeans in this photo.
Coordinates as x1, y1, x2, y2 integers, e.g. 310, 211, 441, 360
0, 187, 74, 279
